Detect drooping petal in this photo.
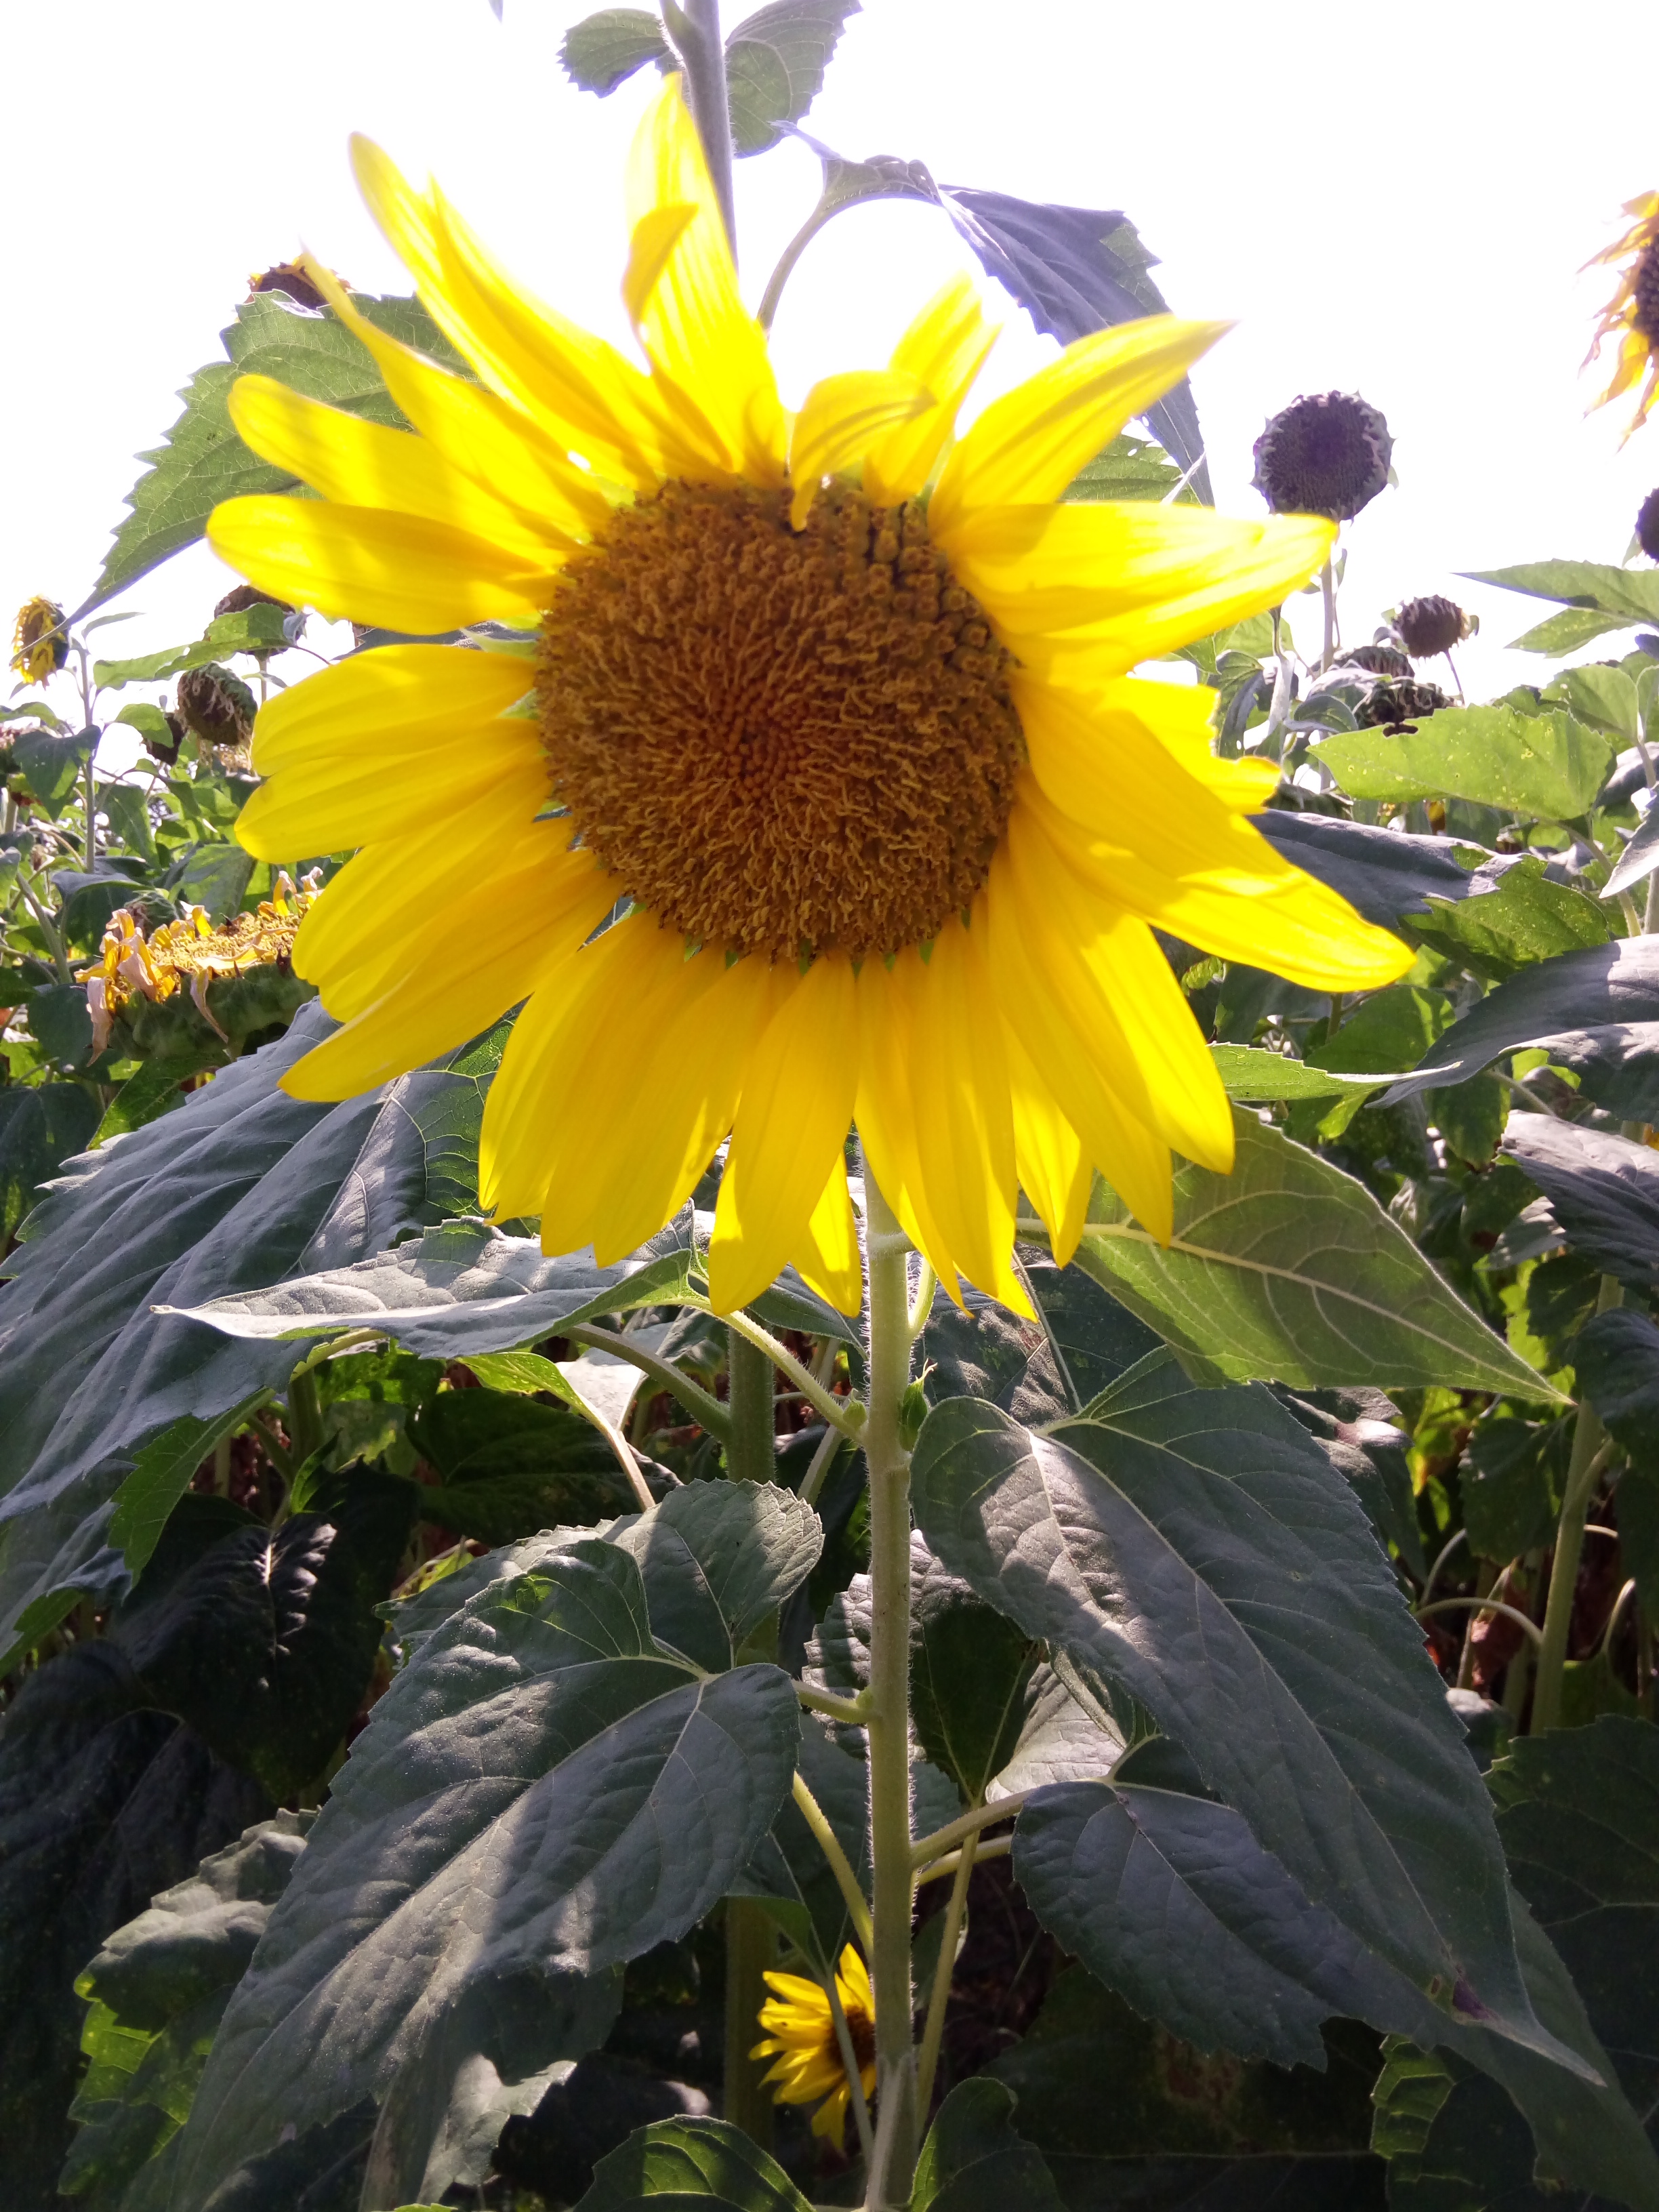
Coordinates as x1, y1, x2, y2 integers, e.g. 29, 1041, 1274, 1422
295, 254, 616, 537
791, 1154, 863, 1316
1005, 1026, 1092, 1267
900, 914, 1030, 1314
228, 375, 568, 562
863, 272, 998, 508
709, 956, 859, 1312
943, 501, 1334, 676
623, 77, 787, 484
788, 371, 930, 529
853, 951, 962, 1303
929, 316, 1226, 538
1004, 806, 1233, 1173
350, 136, 699, 487
282, 846, 613, 1099
985, 841, 1173, 1242
207, 495, 556, 632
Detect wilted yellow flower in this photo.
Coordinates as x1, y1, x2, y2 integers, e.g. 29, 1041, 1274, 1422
78, 872, 318, 1052
207, 76, 1408, 1317
9, 597, 68, 685
752, 1944, 876, 2152
1584, 191, 1659, 440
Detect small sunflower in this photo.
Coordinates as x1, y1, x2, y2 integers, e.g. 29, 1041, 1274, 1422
1584, 191, 1659, 441
752, 1944, 876, 2151
209, 77, 1409, 1317
10, 596, 68, 685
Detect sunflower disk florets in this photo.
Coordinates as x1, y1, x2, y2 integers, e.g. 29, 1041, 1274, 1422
1395, 594, 1475, 659
1637, 487, 1659, 562
1252, 392, 1393, 520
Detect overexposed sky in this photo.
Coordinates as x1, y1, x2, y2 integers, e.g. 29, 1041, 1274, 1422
3, 0, 1658, 748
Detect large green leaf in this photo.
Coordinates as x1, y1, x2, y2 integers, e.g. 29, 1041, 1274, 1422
573, 2116, 812, 2210
1464, 558, 1659, 626
611, 1478, 823, 1672
1250, 811, 1492, 931
1501, 1113, 1659, 1294
406, 1387, 635, 1544
87, 293, 470, 611
1315, 706, 1612, 819
0, 1645, 267, 2212
0, 1007, 508, 1668
0, 1082, 100, 1242
920, 1250, 1160, 1429
912, 2079, 1065, 2212
558, 7, 669, 94
912, 1353, 1566, 2068
60, 1812, 312, 2212
169, 1541, 800, 2206
1053, 1107, 1559, 1399
1408, 858, 1611, 982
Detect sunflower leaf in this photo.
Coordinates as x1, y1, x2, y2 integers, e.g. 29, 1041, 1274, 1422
167, 1542, 800, 2207
912, 1353, 1584, 2081
1500, 1115, 1659, 1294
558, 7, 670, 95
725, 0, 861, 157
572, 2116, 813, 2210
84, 293, 470, 615
1050, 1107, 1562, 1400
1315, 705, 1613, 819
912, 2078, 1065, 2212
1463, 559, 1659, 626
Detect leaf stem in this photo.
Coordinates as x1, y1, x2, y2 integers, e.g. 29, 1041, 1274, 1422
914, 1835, 1011, 1885
723, 1307, 864, 1440
284, 1366, 324, 1465
825, 1957, 877, 2163
796, 1679, 870, 1725
1532, 1274, 1624, 1732
906, 1260, 937, 1342
861, 1170, 918, 2211
791, 1769, 875, 1955
1319, 556, 1338, 673
1414, 1595, 1544, 1647
758, 195, 840, 331
565, 1322, 732, 1443
911, 1795, 1028, 1868
915, 1826, 975, 2118
797, 1419, 845, 1508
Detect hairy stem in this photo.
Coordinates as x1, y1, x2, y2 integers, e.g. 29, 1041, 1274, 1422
916, 1826, 975, 2118
722, 1898, 777, 2150
723, 1307, 863, 1438
671, 0, 737, 256
283, 1366, 324, 1466
724, 1327, 776, 1484
1532, 1275, 1624, 1732
861, 1173, 918, 2210
565, 1322, 732, 1443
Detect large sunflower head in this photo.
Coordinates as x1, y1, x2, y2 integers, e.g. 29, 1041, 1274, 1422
210, 77, 1409, 1319
1584, 190, 1659, 441
751, 1943, 876, 2152
10, 596, 68, 685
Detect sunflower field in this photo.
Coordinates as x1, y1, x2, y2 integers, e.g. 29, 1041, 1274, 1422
5, 6, 1659, 2211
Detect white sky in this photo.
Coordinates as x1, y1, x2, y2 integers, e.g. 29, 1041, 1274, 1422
5, 0, 1659, 761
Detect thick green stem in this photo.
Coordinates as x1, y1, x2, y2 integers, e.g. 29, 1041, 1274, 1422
284, 1366, 324, 1466
1532, 1275, 1623, 1732
722, 1898, 776, 2150
725, 1327, 775, 1485
670, 0, 737, 255
862, 1174, 918, 2209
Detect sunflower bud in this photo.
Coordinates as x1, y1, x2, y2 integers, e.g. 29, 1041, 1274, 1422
1638, 487, 1659, 563
1357, 678, 1449, 731
1395, 595, 1475, 659
247, 262, 350, 312
175, 663, 256, 758
143, 712, 186, 768
1252, 392, 1393, 521
213, 583, 293, 623
9, 597, 69, 685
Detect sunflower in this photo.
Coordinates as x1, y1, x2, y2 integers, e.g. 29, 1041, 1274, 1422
209, 76, 1408, 1318
9, 596, 68, 685
1584, 191, 1659, 441
752, 1944, 876, 2150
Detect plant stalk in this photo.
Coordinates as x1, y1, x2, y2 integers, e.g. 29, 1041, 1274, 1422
916, 1828, 975, 2119
1532, 1275, 1623, 1732
722, 1897, 777, 2150
724, 1327, 776, 1485
671, 0, 737, 257
1319, 556, 1338, 672
861, 1173, 918, 2210
284, 1366, 324, 1466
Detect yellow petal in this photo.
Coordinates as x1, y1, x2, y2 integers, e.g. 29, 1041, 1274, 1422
295, 254, 615, 539
985, 842, 1173, 1242
863, 272, 999, 507
250, 642, 530, 776
853, 952, 962, 1304
228, 375, 567, 565
901, 914, 1031, 1314
623, 77, 787, 484
788, 371, 931, 529
281, 848, 612, 1099
1005, 1027, 1092, 1267
238, 724, 541, 859
351, 135, 698, 487
208, 495, 555, 633
945, 501, 1334, 677
708, 956, 859, 1313
791, 1155, 863, 1316
929, 316, 1225, 537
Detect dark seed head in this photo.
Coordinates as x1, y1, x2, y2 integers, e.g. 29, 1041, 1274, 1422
1252, 391, 1393, 522
1637, 487, 1659, 564
176, 663, 257, 753
247, 261, 333, 312
1357, 678, 1449, 730
1334, 642, 1413, 678
1395, 594, 1473, 659
213, 583, 293, 621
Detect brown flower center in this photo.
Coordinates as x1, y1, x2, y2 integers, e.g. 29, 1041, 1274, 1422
535, 480, 1025, 960
844, 2001, 876, 2073
1635, 233, 1659, 344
